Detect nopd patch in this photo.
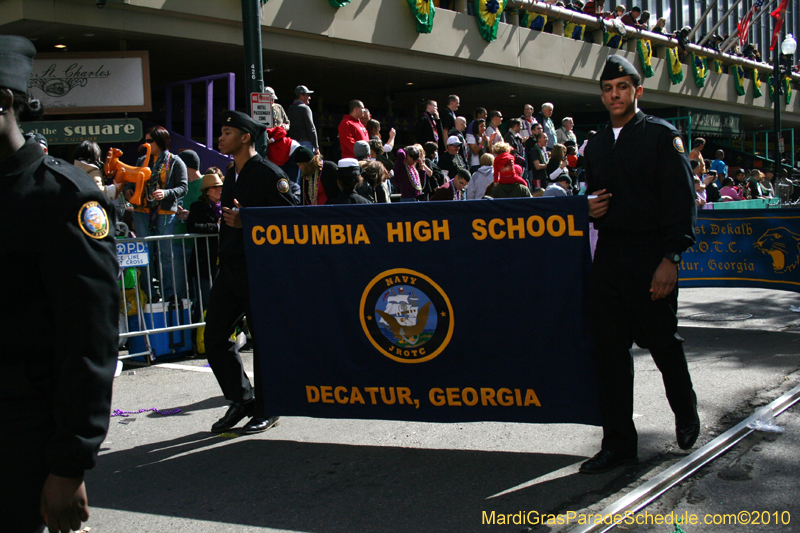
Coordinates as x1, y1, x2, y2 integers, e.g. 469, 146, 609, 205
673, 137, 685, 153
360, 268, 454, 364
78, 201, 109, 239
277, 178, 290, 194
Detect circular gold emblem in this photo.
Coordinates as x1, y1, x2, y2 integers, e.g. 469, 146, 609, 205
360, 268, 454, 364
277, 178, 290, 194
78, 201, 109, 239
673, 137, 685, 153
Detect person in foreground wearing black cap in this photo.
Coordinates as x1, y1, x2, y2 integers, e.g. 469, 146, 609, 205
1, 35, 119, 533
206, 109, 299, 435
581, 55, 699, 474
326, 158, 370, 204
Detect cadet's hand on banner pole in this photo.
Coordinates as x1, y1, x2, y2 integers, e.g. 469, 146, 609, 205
222, 199, 243, 228
588, 189, 611, 218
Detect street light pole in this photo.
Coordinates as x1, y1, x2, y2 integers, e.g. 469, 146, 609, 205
242, 0, 264, 114
774, 34, 797, 179
773, 39, 782, 180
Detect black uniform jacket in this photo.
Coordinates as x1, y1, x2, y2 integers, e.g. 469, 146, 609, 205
187, 199, 220, 280
584, 110, 696, 255
219, 153, 299, 258
1, 138, 119, 478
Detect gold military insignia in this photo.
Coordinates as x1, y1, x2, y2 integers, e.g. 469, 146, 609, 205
277, 178, 290, 193
226, 116, 232, 122
673, 137, 685, 153
618, 65, 623, 72
78, 201, 109, 239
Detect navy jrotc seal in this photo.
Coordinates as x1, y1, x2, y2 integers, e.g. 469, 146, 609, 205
0, 35, 119, 533
360, 268, 454, 364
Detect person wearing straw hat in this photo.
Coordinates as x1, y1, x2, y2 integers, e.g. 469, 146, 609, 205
187, 171, 224, 320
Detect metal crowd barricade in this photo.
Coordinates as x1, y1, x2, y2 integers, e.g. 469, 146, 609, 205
116, 230, 218, 363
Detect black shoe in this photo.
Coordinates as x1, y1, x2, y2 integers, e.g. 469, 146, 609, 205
676, 419, 700, 450
242, 416, 280, 434
579, 450, 638, 474
211, 400, 255, 433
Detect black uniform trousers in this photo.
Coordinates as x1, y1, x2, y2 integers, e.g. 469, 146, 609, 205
590, 238, 697, 457
204, 257, 265, 417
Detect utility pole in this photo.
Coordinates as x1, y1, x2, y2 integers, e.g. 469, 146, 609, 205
241, 0, 264, 114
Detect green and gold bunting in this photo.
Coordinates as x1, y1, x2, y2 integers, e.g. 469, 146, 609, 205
407, 0, 435, 33
666, 47, 683, 85
327, 0, 350, 6
751, 69, 762, 98
475, 0, 506, 42
712, 59, 722, 74
520, 12, 547, 31
732, 65, 745, 96
768, 75, 776, 102
604, 31, 624, 49
636, 39, 654, 78
565, 21, 585, 41
785, 76, 793, 104
691, 53, 708, 88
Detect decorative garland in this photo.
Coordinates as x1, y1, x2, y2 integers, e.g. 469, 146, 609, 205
564, 21, 585, 41
327, 0, 350, 6
784, 76, 793, 104
666, 47, 683, 85
407, 0, 435, 33
768, 75, 776, 101
603, 31, 624, 49
520, 12, 547, 31
112, 408, 182, 417
475, 0, 506, 42
636, 39, 654, 78
732, 65, 745, 96
751, 69, 763, 98
712, 59, 722, 75
690, 53, 708, 88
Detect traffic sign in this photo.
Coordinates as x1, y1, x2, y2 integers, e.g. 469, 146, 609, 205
250, 92, 273, 128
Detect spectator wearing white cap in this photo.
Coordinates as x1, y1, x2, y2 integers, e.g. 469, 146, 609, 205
438, 135, 469, 180
287, 85, 318, 155
327, 158, 369, 204
264, 86, 290, 131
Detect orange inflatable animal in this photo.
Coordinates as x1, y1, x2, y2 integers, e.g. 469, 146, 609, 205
105, 144, 152, 206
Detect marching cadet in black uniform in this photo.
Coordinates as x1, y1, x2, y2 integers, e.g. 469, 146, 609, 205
206, 110, 299, 434
580, 55, 700, 474
0, 36, 119, 531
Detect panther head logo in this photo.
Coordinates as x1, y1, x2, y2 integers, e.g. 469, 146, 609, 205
754, 227, 800, 273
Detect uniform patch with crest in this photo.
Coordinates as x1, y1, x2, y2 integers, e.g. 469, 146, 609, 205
673, 137, 685, 153
277, 178, 290, 194
78, 201, 109, 239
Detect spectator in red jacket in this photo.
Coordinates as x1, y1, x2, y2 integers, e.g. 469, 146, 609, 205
338, 100, 369, 159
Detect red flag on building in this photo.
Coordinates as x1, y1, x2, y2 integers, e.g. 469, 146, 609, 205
738, 0, 763, 47
770, 0, 790, 51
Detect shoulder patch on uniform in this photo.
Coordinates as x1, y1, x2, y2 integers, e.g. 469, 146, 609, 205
78, 201, 110, 239
673, 137, 685, 153
277, 178, 290, 194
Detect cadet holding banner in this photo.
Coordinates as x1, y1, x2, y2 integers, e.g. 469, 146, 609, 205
205, 110, 299, 435
581, 55, 700, 474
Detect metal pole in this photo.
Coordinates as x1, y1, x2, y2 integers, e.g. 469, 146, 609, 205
688, 0, 718, 42
241, 0, 264, 114
773, 42, 781, 179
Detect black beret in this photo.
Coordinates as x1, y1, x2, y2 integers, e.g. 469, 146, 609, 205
178, 149, 201, 170
600, 55, 639, 82
294, 146, 314, 163
222, 109, 266, 140
0, 35, 36, 93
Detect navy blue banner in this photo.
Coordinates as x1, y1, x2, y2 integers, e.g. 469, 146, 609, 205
679, 209, 800, 293
242, 198, 600, 425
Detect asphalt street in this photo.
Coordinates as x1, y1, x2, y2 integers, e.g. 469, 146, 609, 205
83, 287, 800, 533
